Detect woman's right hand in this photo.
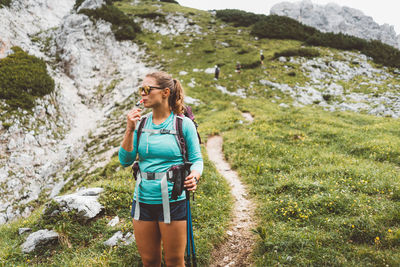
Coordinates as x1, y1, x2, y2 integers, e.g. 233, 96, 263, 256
126, 108, 142, 132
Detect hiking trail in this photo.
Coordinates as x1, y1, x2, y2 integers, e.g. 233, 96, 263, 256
207, 112, 257, 266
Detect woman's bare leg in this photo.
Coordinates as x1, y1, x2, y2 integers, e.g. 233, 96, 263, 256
133, 220, 162, 267
159, 221, 187, 267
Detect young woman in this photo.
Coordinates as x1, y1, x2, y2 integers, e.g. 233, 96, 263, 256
119, 71, 203, 267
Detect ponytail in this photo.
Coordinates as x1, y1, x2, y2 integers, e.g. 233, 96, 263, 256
169, 79, 185, 115
146, 71, 185, 115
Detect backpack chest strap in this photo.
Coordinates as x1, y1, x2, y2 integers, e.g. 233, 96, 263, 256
141, 129, 177, 135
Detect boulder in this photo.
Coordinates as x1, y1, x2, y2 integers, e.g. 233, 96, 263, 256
48, 187, 104, 220
107, 216, 119, 227
19, 228, 32, 235
21, 229, 59, 253
103, 231, 123, 246
104, 231, 135, 247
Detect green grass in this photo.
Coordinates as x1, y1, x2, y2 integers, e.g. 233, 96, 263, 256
221, 99, 400, 265
0, 153, 232, 266
1, 1, 400, 266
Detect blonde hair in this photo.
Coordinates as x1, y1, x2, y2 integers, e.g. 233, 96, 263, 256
145, 71, 185, 115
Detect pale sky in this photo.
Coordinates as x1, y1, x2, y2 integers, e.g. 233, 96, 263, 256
178, 0, 400, 34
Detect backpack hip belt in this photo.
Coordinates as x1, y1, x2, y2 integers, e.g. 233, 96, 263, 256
134, 170, 174, 224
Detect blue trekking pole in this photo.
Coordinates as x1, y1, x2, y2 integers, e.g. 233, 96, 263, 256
186, 191, 197, 267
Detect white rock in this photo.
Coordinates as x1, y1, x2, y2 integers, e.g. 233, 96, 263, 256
21, 229, 59, 253
7, 139, 16, 150
0, 213, 7, 225
25, 134, 38, 146
19, 228, 32, 235
51, 187, 104, 220
77, 0, 105, 12
179, 71, 188, 76
184, 96, 200, 106
104, 231, 124, 246
278, 56, 287, 62
204, 68, 215, 74
279, 103, 290, 108
123, 232, 135, 246
107, 216, 119, 227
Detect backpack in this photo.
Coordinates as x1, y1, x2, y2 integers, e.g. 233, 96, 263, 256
135, 106, 201, 162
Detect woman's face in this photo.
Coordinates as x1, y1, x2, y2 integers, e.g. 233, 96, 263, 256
140, 76, 167, 108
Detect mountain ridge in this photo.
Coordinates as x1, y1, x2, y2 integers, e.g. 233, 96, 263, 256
270, 0, 400, 49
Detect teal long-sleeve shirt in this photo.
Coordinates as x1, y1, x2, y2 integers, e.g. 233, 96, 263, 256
119, 112, 203, 204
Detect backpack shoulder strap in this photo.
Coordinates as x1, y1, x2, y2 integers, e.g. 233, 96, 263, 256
174, 115, 188, 162
136, 113, 151, 153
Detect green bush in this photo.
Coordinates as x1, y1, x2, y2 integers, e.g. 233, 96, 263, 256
216, 9, 266, 27
274, 48, 320, 59
251, 15, 317, 41
73, 0, 85, 10
79, 4, 141, 41
241, 61, 261, 69
135, 12, 166, 20
363, 40, 400, 67
0, 0, 12, 8
160, 0, 179, 4
0, 46, 55, 110
306, 32, 367, 51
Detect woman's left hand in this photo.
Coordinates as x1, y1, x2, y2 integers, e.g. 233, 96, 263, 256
184, 170, 200, 191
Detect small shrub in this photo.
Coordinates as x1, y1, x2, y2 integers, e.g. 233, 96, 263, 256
238, 48, 250, 54
251, 15, 317, 41
322, 94, 332, 102
216, 9, 266, 27
241, 61, 261, 69
274, 48, 320, 59
73, 0, 85, 10
135, 12, 166, 23
160, 0, 179, 4
0, 0, 12, 8
0, 46, 55, 110
2, 122, 12, 129
79, 4, 141, 41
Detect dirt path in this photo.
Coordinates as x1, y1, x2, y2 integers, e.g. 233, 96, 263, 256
207, 134, 257, 267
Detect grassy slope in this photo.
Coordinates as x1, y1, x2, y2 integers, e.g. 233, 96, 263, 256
1, 0, 400, 266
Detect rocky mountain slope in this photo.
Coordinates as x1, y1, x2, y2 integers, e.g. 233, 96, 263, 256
271, 0, 400, 49
0, 0, 150, 224
1, 0, 400, 265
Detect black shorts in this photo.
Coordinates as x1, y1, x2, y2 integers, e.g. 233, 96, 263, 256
131, 200, 187, 221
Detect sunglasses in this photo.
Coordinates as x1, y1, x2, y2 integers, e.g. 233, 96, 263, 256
138, 85, 165, 95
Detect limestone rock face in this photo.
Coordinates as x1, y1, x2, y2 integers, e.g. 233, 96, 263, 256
270, 0, 400, 49
21, 229, 59, 253
0, 0, 149, 225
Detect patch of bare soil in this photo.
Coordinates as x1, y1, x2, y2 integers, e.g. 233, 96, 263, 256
206, 135, 257, 267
